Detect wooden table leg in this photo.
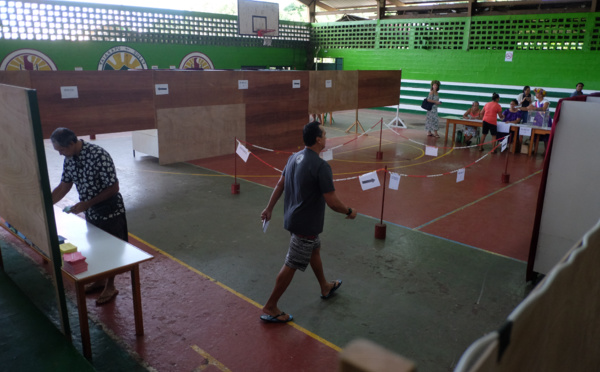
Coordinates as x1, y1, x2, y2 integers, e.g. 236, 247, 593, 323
452, 124, 456, 144
444, 120, 449, 142
131, 265, 144, 336
75, 282, 92, 359
528, 133, 535, 156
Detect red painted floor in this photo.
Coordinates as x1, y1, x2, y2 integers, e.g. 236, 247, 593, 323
190, 128, 545, 261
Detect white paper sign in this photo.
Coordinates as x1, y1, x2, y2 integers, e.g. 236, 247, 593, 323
74, 67, 83, 71
325, 80, 332, 88
170, 65, 176, 70
501, 136, 509, 152
322, 149, 333, 161
425, 146, 438, 157
359, 171, 380, 191
151, 65, 159, 70
505, 51, 513, 62
60, 86, 79, 99
456, 168, 465, 183
238, 80, 249, 90
155, 84, 169, 95
497, 122, 510, 133
520, 126, 532, 137
236, 141, 250, 162
389, 172, 400, 190
292, 80, 301, 89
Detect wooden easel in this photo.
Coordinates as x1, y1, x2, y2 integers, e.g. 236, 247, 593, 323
345, 108, 366, 134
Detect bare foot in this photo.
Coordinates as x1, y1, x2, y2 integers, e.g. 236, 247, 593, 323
261, 306, 291, 321
96, 288, 119, 305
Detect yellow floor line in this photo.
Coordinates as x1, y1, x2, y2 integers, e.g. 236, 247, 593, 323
191, 345, 232, 372
130, 234, 342, 352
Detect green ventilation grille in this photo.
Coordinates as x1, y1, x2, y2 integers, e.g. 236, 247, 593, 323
0, 0, 310, 48
591, 16, 600, 51
311, 23, 377, 49
469, 15, 587, 51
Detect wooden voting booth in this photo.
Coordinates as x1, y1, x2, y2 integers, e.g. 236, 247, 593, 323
452, 96, 600, 371
0, 70, 402, 164
0, 83, 71, 336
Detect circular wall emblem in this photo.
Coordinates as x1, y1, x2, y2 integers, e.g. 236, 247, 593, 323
0, 49, 57, 71
179, 52, 214, 70
98, 46, 147, 70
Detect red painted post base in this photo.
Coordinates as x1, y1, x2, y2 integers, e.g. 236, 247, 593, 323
374, 223, 386, 240
231, 183, 240, 194
376, 151, 383, 160
501, 173, 510, 184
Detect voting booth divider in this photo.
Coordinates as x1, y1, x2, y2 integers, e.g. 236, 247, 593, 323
0, 82, 72, 337
0, 70, 402, 165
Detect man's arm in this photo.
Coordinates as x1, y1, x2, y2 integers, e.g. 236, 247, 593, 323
70, 182, 120, 214
323, 190, 357, 219
52, 181, 73, 204
261, 175, 285, 222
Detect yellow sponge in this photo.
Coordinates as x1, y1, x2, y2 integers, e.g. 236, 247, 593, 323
60, 242, 77, 254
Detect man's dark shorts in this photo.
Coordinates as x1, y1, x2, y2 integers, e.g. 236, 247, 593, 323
482, 121, 497, 136
285, 234, 321, 271
86, 213, 129, 242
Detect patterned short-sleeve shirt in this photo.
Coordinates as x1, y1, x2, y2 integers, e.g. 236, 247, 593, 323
61, 141, 125, 221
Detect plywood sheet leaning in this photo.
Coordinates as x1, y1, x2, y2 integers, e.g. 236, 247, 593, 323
156, 104, 245, 165
153, 70, 245, 109
0, 71, 33, 88
308, 71, 358, 114
242, 71, 308, 150
358, 70, 402, 109
0, 83, 51, 257
29, 70, 156, 138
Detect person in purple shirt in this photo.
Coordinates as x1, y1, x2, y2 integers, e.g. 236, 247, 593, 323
498, 99, 522, 143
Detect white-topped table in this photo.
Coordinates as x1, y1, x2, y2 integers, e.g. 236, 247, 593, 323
54, 206, 153, 359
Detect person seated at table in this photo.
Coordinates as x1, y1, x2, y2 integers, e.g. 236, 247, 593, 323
498, 99, 522, 145
570, 82, 584, 97
462, 101, 481, 145
479, 93, 505, 153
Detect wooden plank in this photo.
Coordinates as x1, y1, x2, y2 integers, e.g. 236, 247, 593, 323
339, 339, 416, 372
241, 70, 309, 104
0, 71, 33, 88
153, 70, 244, 109
0, 84, 50, 257
156, 104, 245, 165
246, 99, 308, 150
358, 70, 402, 109
309, 71, 358, 113
29, 70, 155, 138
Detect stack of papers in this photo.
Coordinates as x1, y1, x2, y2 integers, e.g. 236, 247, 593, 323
63, 251, 88, 274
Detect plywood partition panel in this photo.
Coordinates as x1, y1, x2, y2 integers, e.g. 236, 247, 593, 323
0, 84, 52, 257
0, 71, 33, 88
153, 70, 245, 109
241, 70, 309, 104
308, 71, 358, 113
358, 70, 402, 109
157, 104, 245, 165
29, 70, 156, 138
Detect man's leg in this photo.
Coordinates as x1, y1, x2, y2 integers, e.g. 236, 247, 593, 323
309, 247, 338, 297
262, 264, 295, 321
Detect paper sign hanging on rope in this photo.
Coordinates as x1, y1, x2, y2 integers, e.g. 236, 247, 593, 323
497, 122, 510, 133
520, 126, 532, 137
501, 136, 509, 152
389, 172, 401, 190
322, 149, 333, 162
359, 171, 380, 191
236, 141, 250, 162
456, 168, 465, 183
425, 146, 438, 157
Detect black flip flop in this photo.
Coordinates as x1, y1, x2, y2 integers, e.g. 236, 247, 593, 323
321, 280, 342, 299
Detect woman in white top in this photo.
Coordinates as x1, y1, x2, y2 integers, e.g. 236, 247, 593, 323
526, 88, 551, 127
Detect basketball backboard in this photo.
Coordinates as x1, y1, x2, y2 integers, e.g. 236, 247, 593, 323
238, 0, 279, 37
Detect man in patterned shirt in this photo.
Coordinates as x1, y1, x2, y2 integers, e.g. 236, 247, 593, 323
51, 127, 127, 305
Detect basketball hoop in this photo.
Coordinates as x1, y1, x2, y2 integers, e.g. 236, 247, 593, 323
257, 29, 275, 46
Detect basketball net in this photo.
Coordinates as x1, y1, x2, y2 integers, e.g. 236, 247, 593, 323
257, 29, 275, 47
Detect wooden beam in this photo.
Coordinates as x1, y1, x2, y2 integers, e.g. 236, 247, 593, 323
315, 1, 337, 12
377, 0, 386, 19
388, 0, 406, 6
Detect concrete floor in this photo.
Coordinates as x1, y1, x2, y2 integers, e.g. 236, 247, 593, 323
0, 109, 540, 371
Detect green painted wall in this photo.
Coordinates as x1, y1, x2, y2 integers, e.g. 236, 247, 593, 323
320, 48, 598, 89
0, 39, 307, 71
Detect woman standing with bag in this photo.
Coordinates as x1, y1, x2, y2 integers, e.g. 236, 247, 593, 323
425, 80, 442, 137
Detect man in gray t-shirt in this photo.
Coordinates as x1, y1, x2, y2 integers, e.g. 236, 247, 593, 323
260, 122, 357, 323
